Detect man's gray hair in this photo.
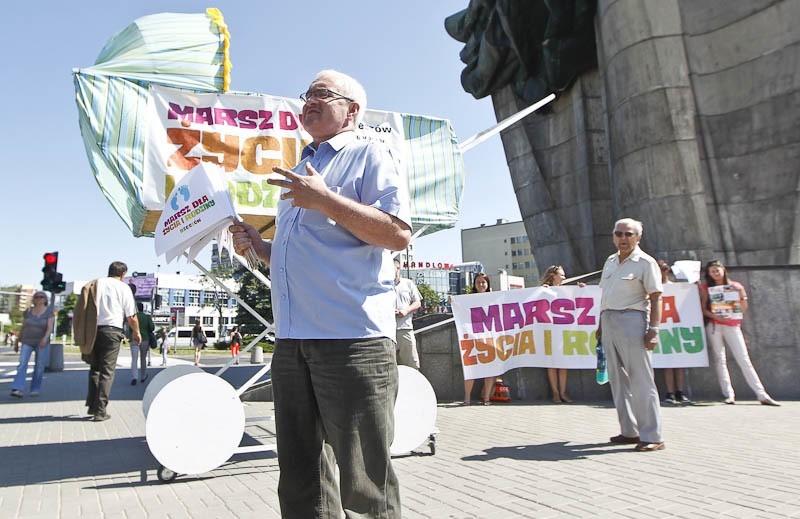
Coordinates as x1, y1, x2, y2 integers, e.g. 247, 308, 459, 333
614, 218, 643, 236
315, 69, 367, 125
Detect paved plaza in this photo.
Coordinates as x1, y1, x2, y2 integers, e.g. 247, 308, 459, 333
1, 347, 799, 518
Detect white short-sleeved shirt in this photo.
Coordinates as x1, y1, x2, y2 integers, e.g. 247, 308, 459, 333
394, 278, 421, 330
95, 277, 137, 328
599, 246, 663, 315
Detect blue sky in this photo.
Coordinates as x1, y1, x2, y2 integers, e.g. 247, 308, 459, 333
2, 1, 521, 286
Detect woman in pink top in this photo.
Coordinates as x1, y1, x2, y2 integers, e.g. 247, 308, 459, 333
698, 260, 779, 406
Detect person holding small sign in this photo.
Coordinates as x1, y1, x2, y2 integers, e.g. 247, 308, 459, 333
699, 260, 779, 406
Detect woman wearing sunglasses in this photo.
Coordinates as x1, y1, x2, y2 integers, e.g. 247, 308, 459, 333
10, 292, 54, 398
699, 260, 779, 406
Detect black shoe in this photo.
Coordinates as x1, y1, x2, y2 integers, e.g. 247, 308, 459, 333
675, 390, 691, 404
662, 393, 676, 404
140, 374, 148, 383
91, 413, 111, 422
131, 379, 137, 386
10, 390, 23, 399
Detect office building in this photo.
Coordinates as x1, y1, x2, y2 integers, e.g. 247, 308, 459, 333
461, 219, 537, 286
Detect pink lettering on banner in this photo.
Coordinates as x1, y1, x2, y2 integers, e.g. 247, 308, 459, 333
279, 111, 299, 130
213, 108, 238, 127
551, 298, 575, 325
472, 297, 598, 333
471, 306, 502, 334
195, 107, 213, 125
167, 103, 194, 120
237, 110, 258, 129
502, 303, 525, 331
575, 298, 596, 325
522, 299, 551, 325
258, 110, 274, 130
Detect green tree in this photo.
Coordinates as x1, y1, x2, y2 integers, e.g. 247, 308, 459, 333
56, 293, 78, 336
416, 283, 440, 314
9, 307, 23, 326
235, 263, 273, 337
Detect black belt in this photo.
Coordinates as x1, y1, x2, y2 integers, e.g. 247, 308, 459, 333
97, 325, 123, 330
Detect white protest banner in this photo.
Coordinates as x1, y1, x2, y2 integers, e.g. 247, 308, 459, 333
450, 283, 708, 380
655, 283, 709, 368
144, 85, 407, 232
451, 286, 601, 380
154, 162, 236, 263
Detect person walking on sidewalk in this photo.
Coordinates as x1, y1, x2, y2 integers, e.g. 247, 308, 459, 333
10, 291, 54, 398
191, 320, 206, 366
75, 261, 140, 422
229, 326, 242, 365
129, 302, 154, 385
597, 218, 665, 452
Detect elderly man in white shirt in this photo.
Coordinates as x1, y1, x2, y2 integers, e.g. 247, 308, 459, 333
597, 218, 664, 452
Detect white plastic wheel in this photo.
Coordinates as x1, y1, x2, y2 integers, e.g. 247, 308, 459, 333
142, 365, 203, 418
145, 372, 245, 475
390, 366, 437, 455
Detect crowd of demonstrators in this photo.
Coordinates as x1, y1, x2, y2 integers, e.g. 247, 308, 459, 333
540, 265, 585, 404
191, 320, 206, 366
394, 258, 422, 369
10, 291, 54, 398
657, 259, 691, 405
230, 69, 409, 517
598, 218, 665, 452
462, 273, 497, 406
699, 260, 779, 406
74, 261, 140, 422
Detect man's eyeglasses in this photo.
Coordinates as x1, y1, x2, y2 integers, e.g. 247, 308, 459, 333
34, 296, 46, 299
614, 231, 636, 238
299, 88, 353, 103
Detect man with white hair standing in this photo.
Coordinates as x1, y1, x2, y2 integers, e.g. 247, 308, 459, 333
230, 70, 410, 518
596, 218, 665, 452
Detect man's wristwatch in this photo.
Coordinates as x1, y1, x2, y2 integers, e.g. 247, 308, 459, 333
648, 326, 659, 332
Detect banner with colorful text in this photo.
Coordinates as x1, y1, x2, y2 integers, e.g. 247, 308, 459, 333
450, 283, 708, 380
143, 85, 463, 238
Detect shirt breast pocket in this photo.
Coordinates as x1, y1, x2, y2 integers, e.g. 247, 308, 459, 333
298, 186, 340, 229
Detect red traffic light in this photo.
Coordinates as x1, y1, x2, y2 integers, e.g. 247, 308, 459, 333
44, 252, 58, 264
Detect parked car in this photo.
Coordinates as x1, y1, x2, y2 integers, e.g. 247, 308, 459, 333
164, 326, 218, 348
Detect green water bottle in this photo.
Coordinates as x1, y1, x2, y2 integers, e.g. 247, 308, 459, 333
596, 340, 608, 385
